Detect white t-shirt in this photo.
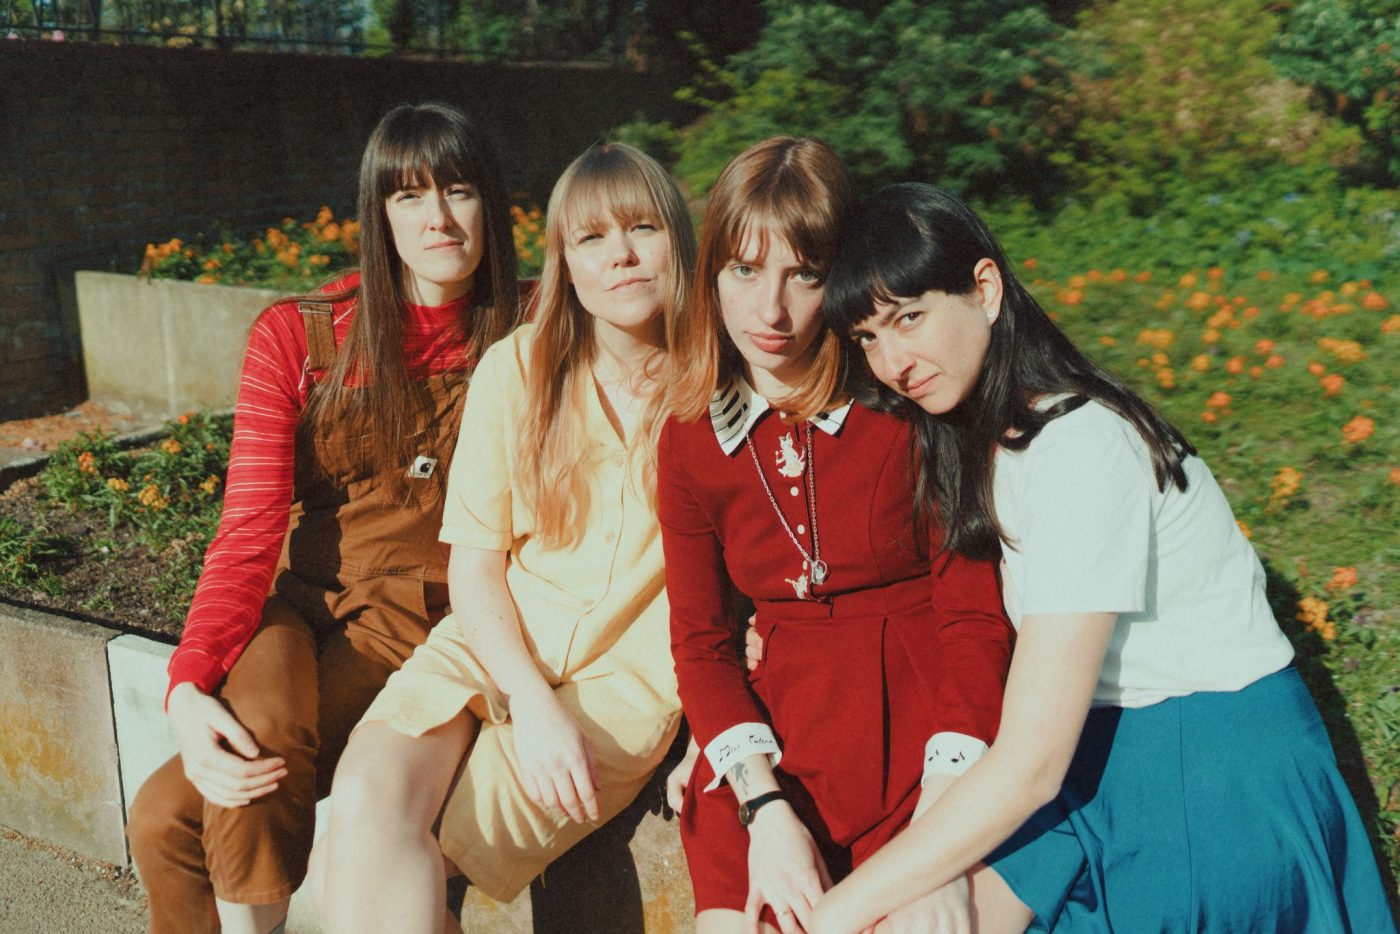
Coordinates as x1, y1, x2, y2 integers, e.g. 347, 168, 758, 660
993, 398, 1294, 708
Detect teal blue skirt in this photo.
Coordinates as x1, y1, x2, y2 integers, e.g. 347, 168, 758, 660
987, 666, 1395, 932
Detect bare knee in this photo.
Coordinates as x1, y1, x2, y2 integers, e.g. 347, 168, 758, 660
328, 722, 450, 836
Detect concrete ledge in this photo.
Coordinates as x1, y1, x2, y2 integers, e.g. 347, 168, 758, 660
76, 272, 280, 418
5, 601, 695, 932
0, 602, 126, 864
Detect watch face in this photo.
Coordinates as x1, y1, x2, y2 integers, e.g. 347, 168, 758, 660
738, 801, 755, 826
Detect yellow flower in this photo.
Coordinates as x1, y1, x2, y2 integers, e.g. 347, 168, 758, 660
200, 475, 221, 495
1178, 272, 1199, 288
1317, 337, 1367, 363
106, 477, 129, 493
1189, 354, 1210, 372
160, 438, 182, 455
1381, 315, 1400, 335
1136, 329, 1174, 349
1186, 291, 1212, 312
1236, 520, 1251, 540
1308, 269, 1330, 285
1155, 368, 1176, 389
1097, 335, 1117, 347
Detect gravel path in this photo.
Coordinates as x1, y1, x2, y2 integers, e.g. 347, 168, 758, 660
0, 827, 147, 934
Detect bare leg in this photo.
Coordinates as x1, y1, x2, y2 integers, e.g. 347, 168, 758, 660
319, 713, 478, 934
213, 898, 292, 934
969, 862, 1033, 934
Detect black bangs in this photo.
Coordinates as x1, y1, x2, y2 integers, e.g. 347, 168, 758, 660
372, 105, 487, 196
823, 183, 989, 334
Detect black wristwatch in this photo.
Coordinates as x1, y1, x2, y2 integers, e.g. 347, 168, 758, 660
738, 790, 786, 827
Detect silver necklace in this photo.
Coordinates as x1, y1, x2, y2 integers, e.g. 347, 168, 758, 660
745, 422, 828, 600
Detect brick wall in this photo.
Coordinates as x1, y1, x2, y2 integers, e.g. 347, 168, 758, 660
0, 41, 686, 419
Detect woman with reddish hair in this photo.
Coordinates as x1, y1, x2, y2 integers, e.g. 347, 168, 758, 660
660, 137, 1014, 933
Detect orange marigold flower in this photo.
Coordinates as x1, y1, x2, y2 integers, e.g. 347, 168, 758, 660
1341, 415, 1375, 444
1150, 351, 1170, 367
1087, 270, 1104, 282
196, 275, 218, 285
1206, 391, 1232, 409
1134, 271, 1152, 283
1236, 520, 1252, 539
1307, 362, 1326, 376
1200, 410, 1218, 424
1179, 272, 1199, 288
1189, 354, 1210, 372
1067, 275, 1087, 289
1321, 373, 1344, 396
1226, 356, 1245, 375
1280, 293, 1302, 311
106, 477, 129, 492
1256, 269, 1275, 282
1249, 365, 1263, 379
1137, 329, 1174, 349
1325, 566, 1359, 592
1202, 328, 1222, 345
1156, 368, 1176, 389
1098, 335, 1117, 347
1109, 268, 1128, 283
1340, 282, 1360, 297
1381, 315, 1400, 335
1187, 291, 1212, 312
1362, 292, 1388, 311
320, 222, 341, 242
76, 451, 97, 474
1308, 269, 1330, 284
1317, 337, 1367, 363
1390, 467, 1400, 485
1270, 466, 1301, 502
1021, 257, 1038, 270
138, 484, 167, 510
160, 438, 181, 455
1207, 266, 1225, 281
1058, 289, 1083, 306
1254, 339, 1275, 355
1242, 306, 1260, 320
1265, 355, 1285, 369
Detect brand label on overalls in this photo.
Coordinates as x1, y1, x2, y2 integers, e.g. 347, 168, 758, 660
409, 455, 438, 479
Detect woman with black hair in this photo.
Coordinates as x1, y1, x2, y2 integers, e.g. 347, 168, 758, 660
808, 182, 1392, 933
126, 102, 521, 934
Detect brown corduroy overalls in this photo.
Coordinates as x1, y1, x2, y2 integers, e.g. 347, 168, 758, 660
127, 305, 466, 934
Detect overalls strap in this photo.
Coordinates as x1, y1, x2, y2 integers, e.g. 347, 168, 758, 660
298, 301, 337, 372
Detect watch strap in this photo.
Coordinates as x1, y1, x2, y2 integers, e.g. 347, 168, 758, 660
738, 789, 786, 827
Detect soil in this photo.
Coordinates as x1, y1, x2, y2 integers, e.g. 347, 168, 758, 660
0, 401, 146, 452
0, 475, 188, 641
0, 404, 187, 643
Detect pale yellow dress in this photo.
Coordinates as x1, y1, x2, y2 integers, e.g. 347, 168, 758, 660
359, 323, 681, 900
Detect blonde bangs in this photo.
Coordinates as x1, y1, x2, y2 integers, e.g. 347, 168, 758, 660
520, 142, 694, 547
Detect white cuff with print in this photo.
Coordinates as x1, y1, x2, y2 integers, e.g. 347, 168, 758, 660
922, 731, 989, 784
703, 722, 783, 792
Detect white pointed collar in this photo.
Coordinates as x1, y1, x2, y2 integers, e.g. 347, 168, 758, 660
708, 378, 852, 455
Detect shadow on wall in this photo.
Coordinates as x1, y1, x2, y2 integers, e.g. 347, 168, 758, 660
0, 40, 693, 422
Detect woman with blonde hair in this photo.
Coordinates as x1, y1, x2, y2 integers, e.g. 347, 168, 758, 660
313, 141, 695, 933
660, 137, 1013, 933
127, 101, 520, 934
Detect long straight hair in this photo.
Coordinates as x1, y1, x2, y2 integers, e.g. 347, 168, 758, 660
517, 142, 695, 548
668, 137, 854, 422
823, 183, 1194, 560
300, 102, 520, 492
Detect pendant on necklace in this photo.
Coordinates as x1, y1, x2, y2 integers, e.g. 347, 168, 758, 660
775, 432, 806, 478
810, 559, 829, 585
785, 562, 811, 600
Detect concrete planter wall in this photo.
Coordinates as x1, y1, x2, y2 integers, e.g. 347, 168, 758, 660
76, 272, 280, 418
0, 599, 693, 932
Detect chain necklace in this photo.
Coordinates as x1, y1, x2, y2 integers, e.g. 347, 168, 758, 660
745, 421, 828, 600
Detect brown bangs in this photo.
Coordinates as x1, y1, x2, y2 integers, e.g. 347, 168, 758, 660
552, 149, 676, 238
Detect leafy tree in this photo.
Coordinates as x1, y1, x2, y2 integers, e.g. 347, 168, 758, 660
1273, 0, 1400, 184
1060, 0, 1359, 213
621, 0, 1082, 199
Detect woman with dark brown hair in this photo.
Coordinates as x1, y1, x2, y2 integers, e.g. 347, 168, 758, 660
660, 137, 1013, 933
125, 101, 521, 934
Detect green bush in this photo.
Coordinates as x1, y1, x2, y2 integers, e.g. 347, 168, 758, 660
1273, 0, 1400, 185
625, 0, 1082, 198
1060, 0, 1360, 214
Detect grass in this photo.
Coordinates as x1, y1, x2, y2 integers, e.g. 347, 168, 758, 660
1007, 254, 1400, 886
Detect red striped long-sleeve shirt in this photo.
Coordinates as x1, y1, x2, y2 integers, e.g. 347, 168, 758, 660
165, 273, 472, 699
